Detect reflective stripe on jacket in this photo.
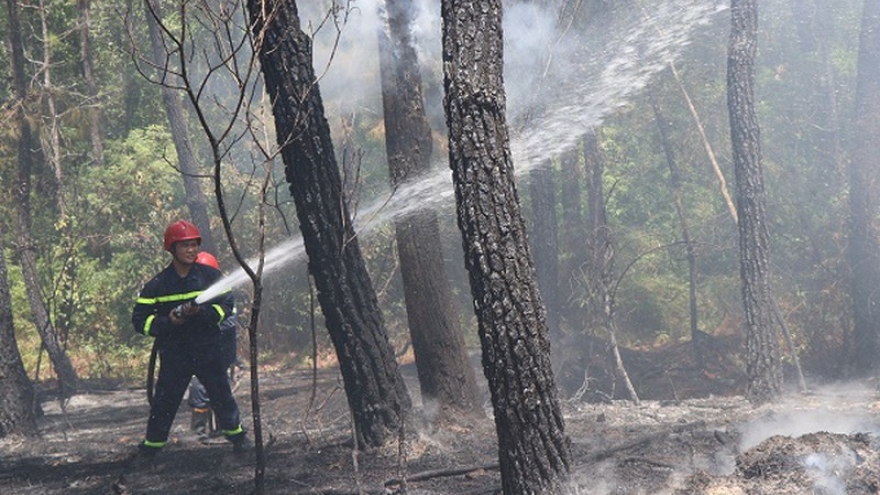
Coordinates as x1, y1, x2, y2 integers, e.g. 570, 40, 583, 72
132, 263, 234, 353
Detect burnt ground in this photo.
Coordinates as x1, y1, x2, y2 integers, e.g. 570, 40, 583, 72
2, 345, 880, 495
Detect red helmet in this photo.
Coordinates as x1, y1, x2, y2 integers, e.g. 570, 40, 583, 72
195, 251, 220, 269
163, 220, 201, 251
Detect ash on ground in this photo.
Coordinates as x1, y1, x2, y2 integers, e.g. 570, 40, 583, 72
2, 366, 880, 494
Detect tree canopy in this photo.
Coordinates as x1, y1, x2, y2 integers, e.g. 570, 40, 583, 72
0, 0, 873, 394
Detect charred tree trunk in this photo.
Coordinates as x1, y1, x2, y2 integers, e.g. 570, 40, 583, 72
529, 162, 562, 342
246, 0, 410, 449
377, 0, 482, 420
441, 1, 571, 493
6, 0, 79, 393
728, 0, 782, 404
0, 220, 39, 438
144, 0, 217, 255
583, 131, 609, 333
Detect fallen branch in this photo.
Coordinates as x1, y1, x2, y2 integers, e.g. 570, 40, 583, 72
577, 420, 707, 465
621, 456, 677, 470
384, 463, 500, 487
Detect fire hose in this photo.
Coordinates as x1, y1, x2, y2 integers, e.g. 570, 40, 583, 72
146, 341, 157, 406
146, 303, 190, 406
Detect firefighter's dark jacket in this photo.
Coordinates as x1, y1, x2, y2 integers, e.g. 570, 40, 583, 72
132, 262, 233, 352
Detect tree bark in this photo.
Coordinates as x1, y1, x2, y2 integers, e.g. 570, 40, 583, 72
6, 0, 79, 393
529, 162, 562, 342
727, 0, 782, 404
441, 1, 571, 493
0, 221, 40, 439
583, 131, 610, 334
78, 0, 104, 168
144, 0, 217, 255
377, 0, 482, 420
246, 0, 411, 449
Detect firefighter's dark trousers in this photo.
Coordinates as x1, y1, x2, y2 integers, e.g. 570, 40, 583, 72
146, 347, 241, 444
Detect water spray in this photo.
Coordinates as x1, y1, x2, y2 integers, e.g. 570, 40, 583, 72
194, 236, 307, 304
195, 0, 722, 303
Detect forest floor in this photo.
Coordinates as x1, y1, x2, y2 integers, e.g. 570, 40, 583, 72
2, 342, 880, 495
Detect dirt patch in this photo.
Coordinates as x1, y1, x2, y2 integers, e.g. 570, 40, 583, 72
1, 364, 879, 494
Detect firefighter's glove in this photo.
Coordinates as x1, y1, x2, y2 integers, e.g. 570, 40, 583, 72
169, 302, 201, 325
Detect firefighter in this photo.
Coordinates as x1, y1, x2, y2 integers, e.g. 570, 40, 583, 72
187, 250, 241, 436
131, 220, 251, 464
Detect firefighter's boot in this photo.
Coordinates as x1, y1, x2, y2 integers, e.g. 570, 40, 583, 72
230, 432, 254, 454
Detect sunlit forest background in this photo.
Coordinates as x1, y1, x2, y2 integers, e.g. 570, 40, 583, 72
0, 0, 862, 388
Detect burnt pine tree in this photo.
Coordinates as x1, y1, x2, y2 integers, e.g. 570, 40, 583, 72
377, 0, 482, 420
848, 0, 880, 373
246, 0, 411, 449
441, 0, 572, 493
511, 0, 562, 343
529, 162, 562, 342
583, 131, 609, 333
0, 219, 39, 438
727, 0, 782, 404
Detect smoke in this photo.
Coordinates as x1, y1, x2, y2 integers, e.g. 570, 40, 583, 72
505, 0, 725, 168
565, 461, 620, 495
292, 0, 727, 212
503, 2, 559, 115
738, 407, 880, 452
737, 382, 880, 452
294, 0, 441, 121
297, 0, 725, 167
803, 452, 856, 495
295, 1, 385, 114
197, 0, 727, 308
732, 384, 879, 495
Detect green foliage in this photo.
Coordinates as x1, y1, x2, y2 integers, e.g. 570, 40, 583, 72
74, 125, 185, 337
0, 0, 872, 385
5, 125, 185, 381
556, 0, 861, 381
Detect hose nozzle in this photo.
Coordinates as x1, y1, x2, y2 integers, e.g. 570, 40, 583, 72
173, 301, 195, 318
